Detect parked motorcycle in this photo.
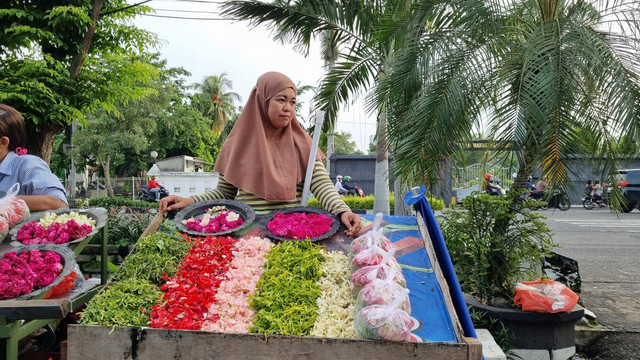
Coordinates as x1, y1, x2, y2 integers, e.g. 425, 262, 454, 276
138, 186, 169, 202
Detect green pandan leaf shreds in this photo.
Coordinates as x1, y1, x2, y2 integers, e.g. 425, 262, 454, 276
115, 232, 191, 286
80, 278, 162, 328
249, 240, 325, 336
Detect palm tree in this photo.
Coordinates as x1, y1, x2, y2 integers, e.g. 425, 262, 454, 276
222, 0, 412, 214
321, 29, 339, 174
195, 73, 241, 135
378, 0, 640, 210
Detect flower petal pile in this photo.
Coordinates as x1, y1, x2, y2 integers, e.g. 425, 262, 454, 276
150, 236, 236, 330
249, 240, 324, 336
311, 250, 358, 339
0, 249, 63, 299
201, 236, 272, 333
182, 206, 243, 233
17, 212, 95, 245
267, 212, 333, 240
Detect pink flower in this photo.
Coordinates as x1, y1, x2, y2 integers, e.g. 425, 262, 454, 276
267, 212, 333, 240
0, 250, 63, 299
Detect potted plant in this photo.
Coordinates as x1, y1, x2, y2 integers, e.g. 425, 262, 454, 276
439, 193, 584, 358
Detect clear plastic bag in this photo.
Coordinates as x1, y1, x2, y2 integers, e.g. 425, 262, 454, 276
356, 267, 411, 314
0, 183, 30, 228
351, 250, 406, 295
0, 216, 9, 243
354, 289, 412, 341
514, 279, 579, 313
351, 213, 394, 254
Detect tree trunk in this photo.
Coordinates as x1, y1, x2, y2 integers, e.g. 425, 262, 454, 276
394, 178, 412, 216
69, 0, 104, 80
327, 130, 334, 175
373, 110, 390, 214
27, 123, 64, 163
103, 153, 114, 197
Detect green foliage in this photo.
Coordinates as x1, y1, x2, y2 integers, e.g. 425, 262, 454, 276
87, 196, 156, 208
468, 307, 515, 354
0, 1, 158, 158
307, 193, 444, 211
193, 73, 241, 135
105, 213, 154, 246
115, 232, 191, 286
319, 131, 364, 155
80, 278, 162, 328
438, 194, 556, 303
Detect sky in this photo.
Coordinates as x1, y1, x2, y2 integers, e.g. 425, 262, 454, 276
131, 0, 377, 152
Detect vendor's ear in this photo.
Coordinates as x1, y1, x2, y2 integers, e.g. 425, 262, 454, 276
0, 136, 9, 148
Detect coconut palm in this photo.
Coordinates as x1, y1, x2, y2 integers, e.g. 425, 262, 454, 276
378, 0, 640, 210
222, 0, 412, 214
195, 73, 241, 135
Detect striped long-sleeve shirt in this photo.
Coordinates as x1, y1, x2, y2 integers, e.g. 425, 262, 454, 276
193, 160, 351, 216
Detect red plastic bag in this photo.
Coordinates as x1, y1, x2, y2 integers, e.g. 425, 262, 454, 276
43, 272, 78, 299
514, 279, 579, 313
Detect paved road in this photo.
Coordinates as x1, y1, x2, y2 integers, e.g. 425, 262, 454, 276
538, 207, 640, 332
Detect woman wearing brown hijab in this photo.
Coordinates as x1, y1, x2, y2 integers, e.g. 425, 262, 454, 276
160, 72, 362, 236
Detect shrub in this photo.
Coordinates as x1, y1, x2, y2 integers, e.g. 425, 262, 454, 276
87, 196, 157, 208
307, 193, 445, 211
438, 193, 556, 303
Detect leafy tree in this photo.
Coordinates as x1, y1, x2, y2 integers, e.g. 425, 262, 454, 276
379, 0, 640, 210
319, 131, 363, 155
194, 73, 241, 135
223, 0, 409, 214
72, 101, 156, 197
0, 1, 158, 162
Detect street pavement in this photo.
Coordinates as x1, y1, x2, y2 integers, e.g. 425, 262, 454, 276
537, 206, 640, 359
538, 206, 640, 332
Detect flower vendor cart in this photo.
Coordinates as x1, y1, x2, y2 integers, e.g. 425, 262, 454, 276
67, 189, 482, 360
0, 208, 108, 360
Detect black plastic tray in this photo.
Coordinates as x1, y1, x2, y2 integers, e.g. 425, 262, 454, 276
174, 199, 255, 237
9, 208, 107, 246
259, 206, 340, 242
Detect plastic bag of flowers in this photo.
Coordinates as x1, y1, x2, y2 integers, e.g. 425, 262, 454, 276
0, 183, 30, 229
354, 289, 412, 342
350, 251, 406, 295
356, 267, 411, 314
350, 213, 393, 254
351, 243, 400, 270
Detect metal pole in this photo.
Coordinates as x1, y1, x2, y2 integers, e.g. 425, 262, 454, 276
301, 111, 325, 206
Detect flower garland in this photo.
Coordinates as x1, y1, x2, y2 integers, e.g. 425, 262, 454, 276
17, 212, 96, 245
149, 236, 236, 330
182, 206, 243, 233
0, 249, 63, 299
311, 250, 359, 339
267, 212, 333, 240
201, 236, 272, 333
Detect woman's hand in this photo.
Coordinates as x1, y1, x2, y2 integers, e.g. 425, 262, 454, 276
158, 195, 195, 212
340, 211, 362, 237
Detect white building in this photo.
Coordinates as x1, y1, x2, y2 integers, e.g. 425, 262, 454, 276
147, 155, 219, 198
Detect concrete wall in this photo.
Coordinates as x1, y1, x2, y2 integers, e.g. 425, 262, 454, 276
328, 155, 393, 196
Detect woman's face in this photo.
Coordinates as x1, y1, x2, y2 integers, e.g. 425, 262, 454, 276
267, 88, 296, 129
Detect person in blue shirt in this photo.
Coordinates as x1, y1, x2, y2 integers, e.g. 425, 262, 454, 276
341, 175, 357, 196
0, 104, 68, 211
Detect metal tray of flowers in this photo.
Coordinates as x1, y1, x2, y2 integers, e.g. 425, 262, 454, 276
0, 243, 82, 301
174, 199, 255, 237
9, 207, 107, 247
258, 206, 340, 242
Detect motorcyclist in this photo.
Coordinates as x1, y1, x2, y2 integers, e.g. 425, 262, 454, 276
482, 173, 502, 196
525, 176, 536, 191
147, 175, 161, 201
341, 175, 357, 196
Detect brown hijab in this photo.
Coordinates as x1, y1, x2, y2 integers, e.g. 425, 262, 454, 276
214, 72, 325, 201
